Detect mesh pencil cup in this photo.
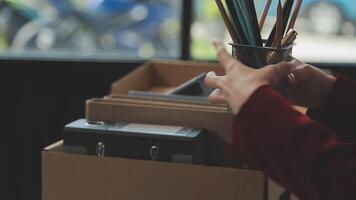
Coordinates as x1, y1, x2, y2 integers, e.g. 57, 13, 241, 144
230, 43, 295, 94
230, 43, 294, 68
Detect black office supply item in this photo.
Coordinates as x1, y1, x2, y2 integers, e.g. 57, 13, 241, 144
275, 0, 283, 48
225, 0, 248, 44
246, 0, 263, 46
232, 0, 255, 45
63, 119, 206, 164
216, 0, 239, 43
171, 73, 214, 97
287, 0, 303, 31
266, 0, 295, 47
281, 0, 296, 35
127, 73, 214, 103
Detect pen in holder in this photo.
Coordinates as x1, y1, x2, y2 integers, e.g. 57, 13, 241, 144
230, 42, 294, 95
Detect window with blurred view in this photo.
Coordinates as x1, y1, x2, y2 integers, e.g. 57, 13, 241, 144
192, 0, 356, 63
0, 0, 181, 59
1, 0, 356, 63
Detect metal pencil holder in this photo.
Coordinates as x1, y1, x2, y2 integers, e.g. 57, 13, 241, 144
230, 43, 294, 68
230, 43, 294, 94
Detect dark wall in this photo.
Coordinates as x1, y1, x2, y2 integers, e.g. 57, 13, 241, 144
1, 59, 138, 200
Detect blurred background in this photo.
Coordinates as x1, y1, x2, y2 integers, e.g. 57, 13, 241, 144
192, 0, 356, 63
0, 0, 355, 63
0, 0, 181, 59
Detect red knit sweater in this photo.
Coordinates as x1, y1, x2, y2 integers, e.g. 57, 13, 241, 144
231, 76, 356, 200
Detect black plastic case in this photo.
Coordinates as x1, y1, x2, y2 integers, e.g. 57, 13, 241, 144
63, 119, 206, 164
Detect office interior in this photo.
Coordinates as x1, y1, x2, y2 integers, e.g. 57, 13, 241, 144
3, 0, 356, 200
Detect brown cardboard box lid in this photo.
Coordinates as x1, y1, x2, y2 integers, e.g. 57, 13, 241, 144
42, 141, 264, 200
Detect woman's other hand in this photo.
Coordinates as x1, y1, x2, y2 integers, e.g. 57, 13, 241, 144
204, 40, 295, 115
287, 59, 336, 109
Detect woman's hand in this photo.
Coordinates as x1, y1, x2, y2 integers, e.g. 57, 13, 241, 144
204, 40, 295, 115
287, 59, 336, 109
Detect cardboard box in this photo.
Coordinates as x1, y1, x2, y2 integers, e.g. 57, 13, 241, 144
42, 141, 265, 200
42, 60, 295, 200
111, 60, 224, 95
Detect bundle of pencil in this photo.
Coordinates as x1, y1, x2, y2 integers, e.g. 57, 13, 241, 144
215, 0, 303, 48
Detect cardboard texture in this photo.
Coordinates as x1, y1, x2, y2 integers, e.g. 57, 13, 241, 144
42, 141, 265, 200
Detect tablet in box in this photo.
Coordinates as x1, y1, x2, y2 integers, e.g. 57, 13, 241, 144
63, 119, 206, 164
170, 73, 214, 97
111, 60, 224, 96
127, 73, 215, 102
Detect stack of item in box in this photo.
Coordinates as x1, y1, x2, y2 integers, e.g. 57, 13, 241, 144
42, 60, 290, 200
64, 60, 240, 167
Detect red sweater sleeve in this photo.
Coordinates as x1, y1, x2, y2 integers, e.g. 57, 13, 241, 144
231, 85, 356, 200
307, 76, 356, 141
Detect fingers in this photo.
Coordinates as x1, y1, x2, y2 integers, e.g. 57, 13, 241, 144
287, 72, 297, 84
284, 58, 314, 85
276, 62, 301, 85
204, 71, 224, 89
291, 57, 304, 66
274, 62, 297, 76
212, 40, 241, 71
208, 89, 227, 104
204, 72, 227, 104
264, 62, 296, 79
261, 62, 298, 86
288, 65, 311, 84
